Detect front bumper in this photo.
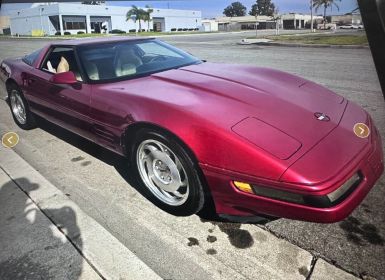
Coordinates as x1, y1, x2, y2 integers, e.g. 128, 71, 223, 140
201, 120, 383, 223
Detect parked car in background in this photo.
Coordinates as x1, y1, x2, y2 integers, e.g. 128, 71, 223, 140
317, 23, 337, 30
339, 24, 361, 29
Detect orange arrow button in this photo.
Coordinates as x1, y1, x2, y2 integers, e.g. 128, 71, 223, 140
2, 132, 19, 148
353, 123, 370, 138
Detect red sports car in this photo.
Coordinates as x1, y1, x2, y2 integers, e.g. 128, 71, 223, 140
1, 37, 383, 222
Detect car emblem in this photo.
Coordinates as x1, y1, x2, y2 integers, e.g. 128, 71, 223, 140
353, 123, 370, 138
314, 112, 330, 122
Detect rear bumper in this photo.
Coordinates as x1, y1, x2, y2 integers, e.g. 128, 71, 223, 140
201, 122, 383, 223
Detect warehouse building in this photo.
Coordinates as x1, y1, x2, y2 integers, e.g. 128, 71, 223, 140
329, 12, 362, 26
215, 15, 277, 31
8, 3, 201, 35
212, 13, 324, 32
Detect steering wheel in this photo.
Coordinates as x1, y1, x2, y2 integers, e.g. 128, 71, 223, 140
149, 55, 167, 63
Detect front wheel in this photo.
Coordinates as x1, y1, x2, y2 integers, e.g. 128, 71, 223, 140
131, 129, 205, 216
8, 85, 36, 130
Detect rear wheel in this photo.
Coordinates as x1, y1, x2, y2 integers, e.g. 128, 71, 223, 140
8, 85, 36, 130
131, 129, 205, 216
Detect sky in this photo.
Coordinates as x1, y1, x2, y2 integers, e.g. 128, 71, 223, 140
108, 0, 358, 18
0, 0, 359, 18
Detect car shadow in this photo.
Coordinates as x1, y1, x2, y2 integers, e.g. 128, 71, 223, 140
0, 177, 84, 279
34, 116, 276, 225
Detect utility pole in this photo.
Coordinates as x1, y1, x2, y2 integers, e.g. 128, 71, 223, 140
255, 15, 258, 37
310, 0, 314, 32
40, 8, 44, 34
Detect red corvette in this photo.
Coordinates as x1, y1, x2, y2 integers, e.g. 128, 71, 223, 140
1, 37, 383, 222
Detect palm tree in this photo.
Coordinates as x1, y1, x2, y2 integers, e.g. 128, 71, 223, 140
126, 5, 145, 32
143, 5, 154, 32
313, 0, 341, 29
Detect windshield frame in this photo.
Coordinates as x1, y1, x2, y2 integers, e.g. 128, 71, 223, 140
76, 38, 202, 84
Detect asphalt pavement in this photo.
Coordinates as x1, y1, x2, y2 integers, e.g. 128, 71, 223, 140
0, 31, 384, 279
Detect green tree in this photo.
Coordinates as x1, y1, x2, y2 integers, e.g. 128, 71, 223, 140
223, 2, 247, 17
126, 5, 146, 32
143, 5, 154, 31
313, 0, 341, 29
249, 0, 276, 16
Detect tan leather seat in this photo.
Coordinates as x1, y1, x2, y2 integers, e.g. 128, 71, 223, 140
115, 48, 142, 77
56, 56, 69, 73
84, 62, 99, 80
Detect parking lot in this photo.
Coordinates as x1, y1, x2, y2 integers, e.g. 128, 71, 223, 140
0, 31, 384, 279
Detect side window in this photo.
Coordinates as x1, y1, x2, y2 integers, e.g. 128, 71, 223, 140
41, 47, 83, 81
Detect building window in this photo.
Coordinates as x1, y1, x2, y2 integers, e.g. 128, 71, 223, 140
65, 21, 86, 30
62, 16, 86, 30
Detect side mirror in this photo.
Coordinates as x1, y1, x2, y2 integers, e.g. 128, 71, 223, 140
50, 71, 78, 85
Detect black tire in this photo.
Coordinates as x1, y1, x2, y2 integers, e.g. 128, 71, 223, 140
131, 128, 205, 216
7, 84, 36, 130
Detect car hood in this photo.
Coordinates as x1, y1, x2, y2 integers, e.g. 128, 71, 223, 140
149, 62, 347, 159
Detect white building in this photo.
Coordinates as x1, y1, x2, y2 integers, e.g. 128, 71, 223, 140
280, 13, 324, 29
8, 3, 202, 35
200, 19, 218, 32
211, 13, 325, 32
215, 15, 277, 31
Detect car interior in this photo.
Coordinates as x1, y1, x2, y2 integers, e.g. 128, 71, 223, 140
37, 40, 196, 83
41, 47, 83, 81
114, 47, 143, 77
78, 45, 144, 80
78, 42, 193, 81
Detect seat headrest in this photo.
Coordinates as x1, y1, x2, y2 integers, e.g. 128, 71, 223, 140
116, 63, 136, 77
57, 56, 69, 73
84, 62, 99, 80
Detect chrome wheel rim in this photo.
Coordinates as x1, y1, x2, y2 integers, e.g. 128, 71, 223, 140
137, 139, 189, 206
10, 90, 26, 125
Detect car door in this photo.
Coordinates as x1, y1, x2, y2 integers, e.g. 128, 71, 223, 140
76, 43, 130, 153
26, 46, 94, 139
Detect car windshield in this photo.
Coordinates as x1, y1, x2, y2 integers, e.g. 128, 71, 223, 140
22, 48, 42, 66
77, 39, 201, 82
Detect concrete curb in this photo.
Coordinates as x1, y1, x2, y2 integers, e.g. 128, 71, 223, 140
238, 40, 369, 49
0, 146, 161, 280
0, 168, 103, 279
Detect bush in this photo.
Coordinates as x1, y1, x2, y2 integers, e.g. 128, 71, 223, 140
171, 28, 176, 32
129, 29, 136, 33
149, 29, 154, 32
188, 28, 194, 31
55, 31, 61, 36
64, 31, 71, 35
77, 31, 85, 34
183, 28, 188, 31
110, 29, 126, 34
141, 29, 146, 32
177, 28, 183, 31
194, 28, 199, 31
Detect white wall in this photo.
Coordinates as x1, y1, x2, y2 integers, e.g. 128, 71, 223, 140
9, 4, 58, 35
154, 9, 201, 31
201, 20, 218, 32
9, 3, 202, 35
